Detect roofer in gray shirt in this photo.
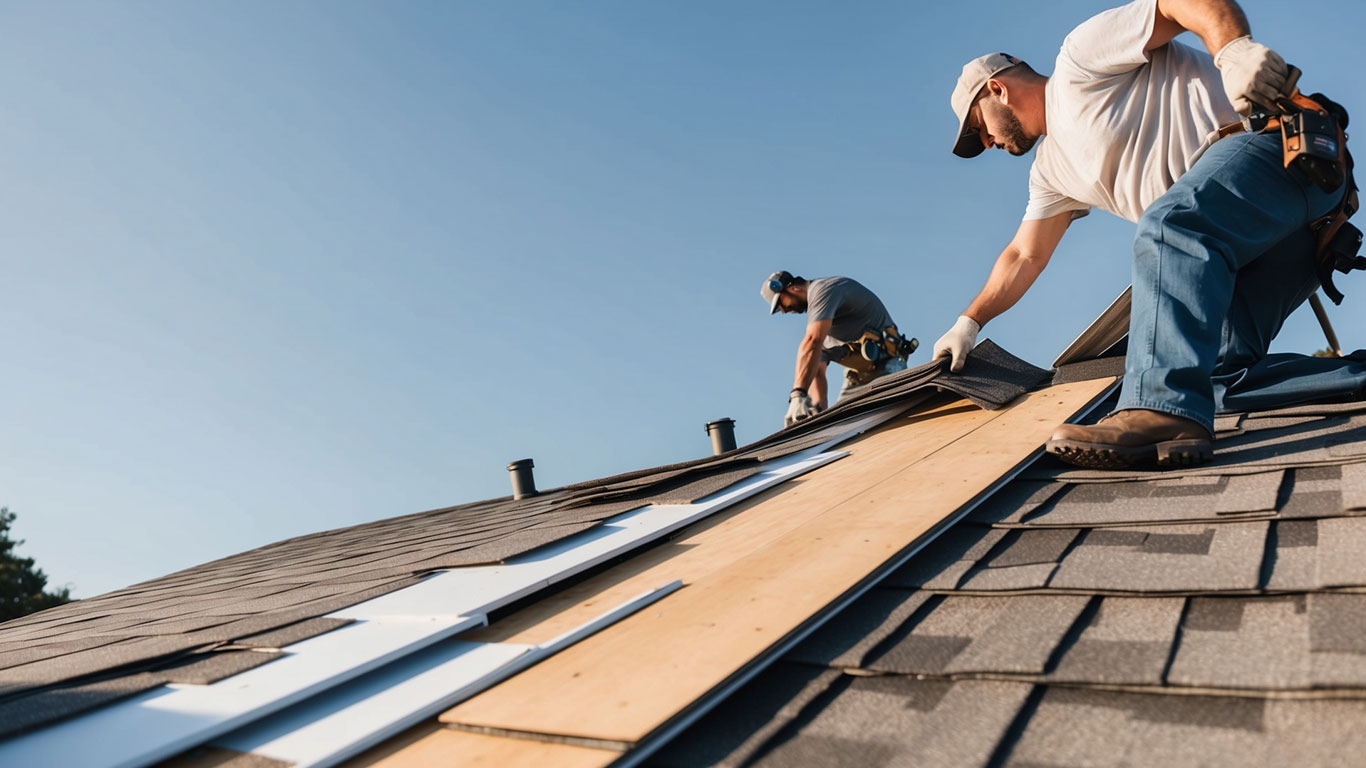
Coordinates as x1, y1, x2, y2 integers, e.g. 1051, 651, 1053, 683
932, 0, 1366, 469
762, 271, 918, 427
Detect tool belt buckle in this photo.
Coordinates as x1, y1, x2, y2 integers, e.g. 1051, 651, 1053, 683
1243, 108, 1275, 134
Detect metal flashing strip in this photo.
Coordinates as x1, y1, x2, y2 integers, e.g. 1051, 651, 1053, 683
609, 380, 1121, 768
1052, 285, 1131, 368
212, 583, 682, 768
0, 615, 484, 768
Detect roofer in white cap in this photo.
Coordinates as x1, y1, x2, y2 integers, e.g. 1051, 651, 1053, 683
931, 0, 1366, 468
761, 271, 918, 427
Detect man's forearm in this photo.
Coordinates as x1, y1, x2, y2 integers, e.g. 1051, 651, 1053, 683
809, 364, 829, 410
1155, 0, 1250, 54
963, 245, 1050, 327
792, 337, 824, 392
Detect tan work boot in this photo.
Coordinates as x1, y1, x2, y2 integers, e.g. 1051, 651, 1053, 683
1046, 409, 1213, 469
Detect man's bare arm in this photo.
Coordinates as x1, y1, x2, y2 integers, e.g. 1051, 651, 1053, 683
809, 360, 830, 411
793, 318, 833, 393
1150, 0, 1250, 54
962, 212, 1073, 327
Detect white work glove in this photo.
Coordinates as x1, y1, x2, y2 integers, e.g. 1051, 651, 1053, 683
932, 315, 981, 373
784, 389, 817, 427
1214, 35, 1289, 114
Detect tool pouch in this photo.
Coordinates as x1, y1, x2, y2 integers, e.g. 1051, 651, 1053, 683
879, 325, 919, 360
1281, 94, 1346, 193
1285, 90, 1363, 303
832, 341, 878, 374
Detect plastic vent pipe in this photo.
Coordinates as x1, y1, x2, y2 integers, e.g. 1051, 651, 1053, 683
507, 458, 538, 499
705, 418, 737, 456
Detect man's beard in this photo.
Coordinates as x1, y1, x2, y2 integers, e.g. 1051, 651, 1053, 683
999, 108, 1038, 155
791, 298, 808, 313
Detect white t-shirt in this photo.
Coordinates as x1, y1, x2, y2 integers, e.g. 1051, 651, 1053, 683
1024, 0, 1240, 223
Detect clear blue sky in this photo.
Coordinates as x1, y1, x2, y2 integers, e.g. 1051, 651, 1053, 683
3, 0, 1362, 597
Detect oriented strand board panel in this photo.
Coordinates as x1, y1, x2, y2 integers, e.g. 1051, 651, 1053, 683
343, 726, 618, 768
441, 380, 1114, 744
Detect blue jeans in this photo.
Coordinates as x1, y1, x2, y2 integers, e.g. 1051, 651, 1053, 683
1117, 129, 1366, 431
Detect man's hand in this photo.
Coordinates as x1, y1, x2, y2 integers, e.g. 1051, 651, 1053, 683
932, 315, 981, 373
1214, 35, 1289, 114
784, 388, 818, 427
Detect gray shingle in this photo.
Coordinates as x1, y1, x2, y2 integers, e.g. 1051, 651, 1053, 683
1048, 523, 1268, 593
644, 464, 766, 504
1214, 413, 1246, 433
1340, 461, 1366, 511
986, 530, 1079, 568
940, 595, 1091, 674
967, 481, 1069, 525
1278, 490, 1344, 519
1006, 687, 1271, 768
1314, 517, 1366, 587
881, 527, 1007, 589
750, 678, 1032, 768
231, 617, 353, 649
0, 675, 169, 740
860, 596, 1086, 677
1167, 596, 1310, 689
1308, 593, 1366, 654
862, 634, 972, 675
958, 562, 1059, 591
0, 635, 215, 687
646, 662, 844, 768
786, 589, 933, 669
1048, 597, 1184, 685
1215, 470, 1286, 514
1050, 355, 1126, 385
0, 637, 127, 672
155, 649, 282, 685
1008, 474, 1280, 527
1265, 521, 1321, 591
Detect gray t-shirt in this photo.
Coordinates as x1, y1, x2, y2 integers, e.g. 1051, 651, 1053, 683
806, 277, 896, 362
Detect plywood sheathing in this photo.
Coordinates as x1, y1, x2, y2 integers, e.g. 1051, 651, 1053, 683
342, 723, 618, 768
439, 379, 1115, 746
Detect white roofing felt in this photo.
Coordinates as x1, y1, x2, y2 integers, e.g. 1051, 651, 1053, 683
213, 582, 682, 768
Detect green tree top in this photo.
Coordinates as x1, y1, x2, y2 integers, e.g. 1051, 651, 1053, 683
1, 507, 73, 623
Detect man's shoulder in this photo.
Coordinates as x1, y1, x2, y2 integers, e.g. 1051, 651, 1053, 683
808, 276, 870, 307
812, 275, 863, 292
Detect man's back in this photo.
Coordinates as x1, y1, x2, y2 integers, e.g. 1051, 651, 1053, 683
806, 276, 895, 348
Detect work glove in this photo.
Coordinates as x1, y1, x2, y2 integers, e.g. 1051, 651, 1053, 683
784, 389, 817, 427
932, 315, 980, 373
1214, 35, 1289, 114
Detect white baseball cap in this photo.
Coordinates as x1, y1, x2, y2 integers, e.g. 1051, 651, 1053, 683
951, 52, 1023, 158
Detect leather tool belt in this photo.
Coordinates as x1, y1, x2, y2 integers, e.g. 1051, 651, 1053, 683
831, 325, 918, 373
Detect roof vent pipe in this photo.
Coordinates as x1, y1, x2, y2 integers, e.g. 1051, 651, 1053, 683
507, 458, 538, 499
705, 418, 737, 456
